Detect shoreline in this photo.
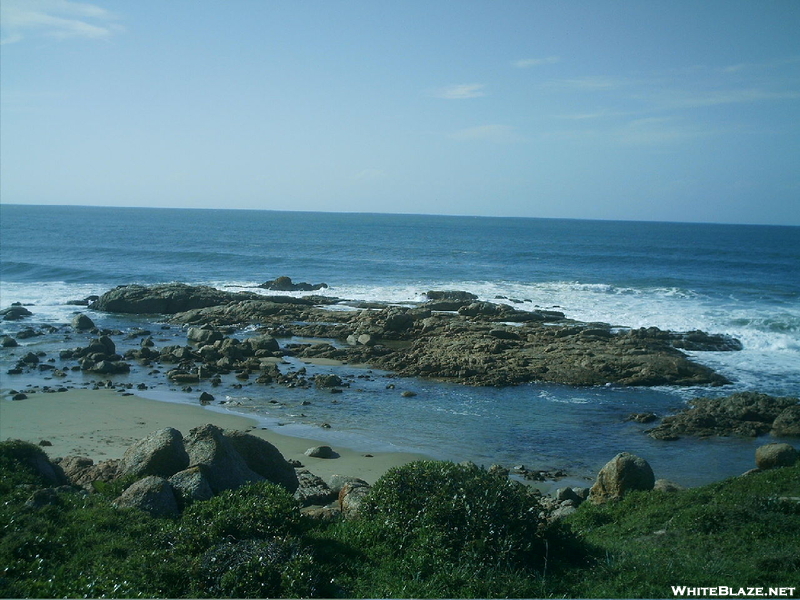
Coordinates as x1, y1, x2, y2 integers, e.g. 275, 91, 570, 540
0, 388, 430, 485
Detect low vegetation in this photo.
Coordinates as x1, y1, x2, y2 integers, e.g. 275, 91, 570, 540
1, 441, 798, 598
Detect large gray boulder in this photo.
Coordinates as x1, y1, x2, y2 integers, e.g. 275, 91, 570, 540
120, 427, 189, 479
223, 430, 299, 492
169, 465, 214, 506
71, 313, 95, 331
338, 480, 371, 519
589, 452, 655, 504
113, 476, 179, 517
182, 424, 263, 494
755, 443, 798, 470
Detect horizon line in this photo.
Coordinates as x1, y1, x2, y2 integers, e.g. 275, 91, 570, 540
1, 201, 797, 229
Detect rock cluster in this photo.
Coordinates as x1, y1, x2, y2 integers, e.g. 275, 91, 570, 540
49, 282, 743, 388
258, 276, 328, 292
647, 392, 800, 440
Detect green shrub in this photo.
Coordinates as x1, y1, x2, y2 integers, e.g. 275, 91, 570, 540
194, 537, 320, 598
0, 440, 58, 493
175, 481, 303, 554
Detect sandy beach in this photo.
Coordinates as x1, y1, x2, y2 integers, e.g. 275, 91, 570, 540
0, 388, 429, 484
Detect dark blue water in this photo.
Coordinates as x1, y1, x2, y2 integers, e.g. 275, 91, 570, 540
1, 204, 799, 486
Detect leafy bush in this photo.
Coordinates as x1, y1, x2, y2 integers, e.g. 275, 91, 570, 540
0, 440, 58, 493
357, 460, 546, 569
175, 481, 303, 553
195, 537, 320, 598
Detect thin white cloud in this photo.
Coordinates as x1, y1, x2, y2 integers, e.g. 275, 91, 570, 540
514, 56, 560, 68
649, 88, 800, 110
0, 0, 123, 44
540, 76, 625, 91
432, 83, 486, 100
449, 124, 524, 143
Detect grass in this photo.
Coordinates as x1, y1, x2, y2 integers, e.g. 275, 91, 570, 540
1, 440, 799, 598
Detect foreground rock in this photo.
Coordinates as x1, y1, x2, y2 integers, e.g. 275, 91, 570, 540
589, 452, 655, 504
647, 392, 800, 440
755, 443, 798, 470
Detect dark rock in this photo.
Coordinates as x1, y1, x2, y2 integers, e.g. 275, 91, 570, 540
92, 283, 259, 314
71, 313, 95, 331
120, 427, 189, 479
489, 328, 522, 341
425, 290, 478, 302
222, 430, 299, 492
772, 406, 800, 437
589, 452, 655, 504
113, 476, 180, 517
258, 276, 328, 292
2, 305, 33, 320
314, 374, 343, 388
1, 335, 19, 347
183, 424, 263, 494
293, 468, 336, 506
244, 334, 280, 352
199, 391, 215, 403
169, 465, 214, 506
755, 443, 798, 470
12, 393, 27, 400
647, 393, 798, 440
626, 412, 658, 424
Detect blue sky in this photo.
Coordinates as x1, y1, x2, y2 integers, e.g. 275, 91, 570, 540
1, 0, 799, 225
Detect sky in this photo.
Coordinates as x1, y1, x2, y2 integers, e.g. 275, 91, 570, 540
1, 0, 799, 225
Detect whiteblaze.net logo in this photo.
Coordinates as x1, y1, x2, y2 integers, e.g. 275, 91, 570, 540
672, 587, 796, 597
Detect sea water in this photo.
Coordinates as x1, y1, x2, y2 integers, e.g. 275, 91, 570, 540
1, 204, 799, 486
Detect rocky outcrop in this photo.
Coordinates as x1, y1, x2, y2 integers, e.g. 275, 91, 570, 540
169, 465, 214, 506
259, 276, 328, 292
647, 393, 799, 440
56, 456, 121, 490
92, 283, 259, 314
171, 298, 312, 326
588, 452, 655, 504
293, 469, 337, 506
755, 443, 798, 470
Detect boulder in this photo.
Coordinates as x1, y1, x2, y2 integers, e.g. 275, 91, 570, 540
120, 427, 189, 479
589, 452, 655, 504
305, 445, 336, 459
771, 405, 800, 437
755, 443, 798, 470
71, 313, 95, 331
244, 334, 280, 352
182, 424, 263, 493
222, 430, 299, 492
1, 305, 33, 320
293, 468, 336, 506
113, 476, 179, 517
314, 374, 343, 388
327, 474, 368, 496
338, 480, 371, 518
187, 326, 223, 344
169, 465, 214, 506
1, 335, 18, 347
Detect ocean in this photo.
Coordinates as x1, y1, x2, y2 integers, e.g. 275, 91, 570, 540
1, 204, 799, 487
